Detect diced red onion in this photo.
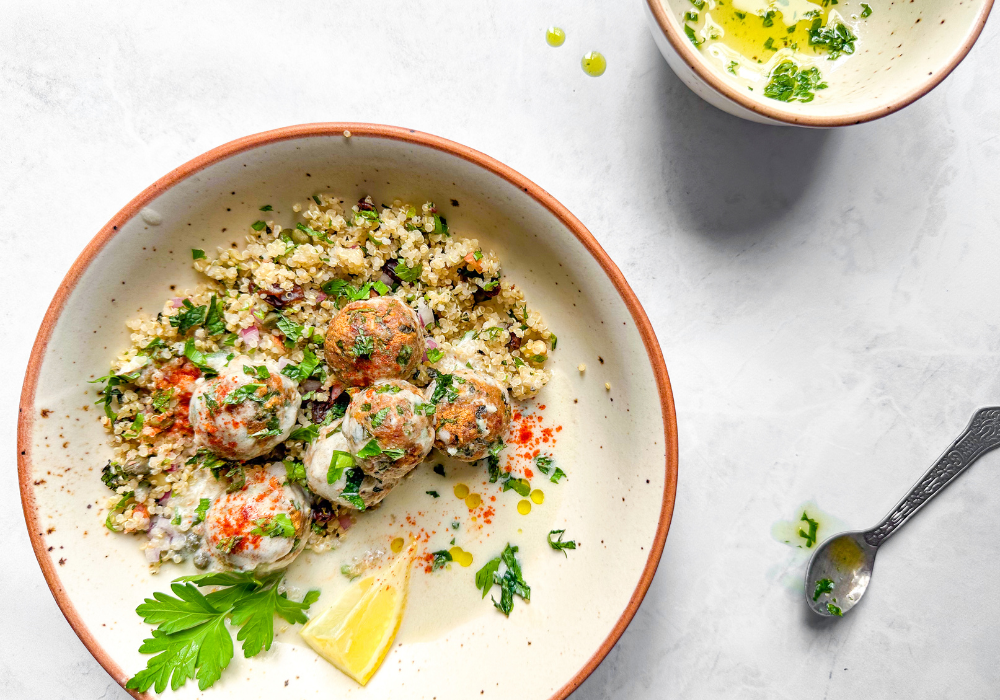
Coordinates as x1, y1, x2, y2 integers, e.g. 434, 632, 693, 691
145, 547, 161, 563
329, 385, 344, 400
316, 292, 327, 303
171, 298, 184, 308
339, 515, 353, 530
425, 338, 438, 349
276, 357, 292, 370
379, 271, 395, 288
157, 492, 171, 505
302, 379, 321, 392
240, 326, 260, 344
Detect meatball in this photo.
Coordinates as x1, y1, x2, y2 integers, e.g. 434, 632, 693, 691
323, 296, 424, 386
342, 379, 434, 479
304, 420, 399, 509
202, 464, 311, 572
190, 357, 301, 460
427, 369, 511, 461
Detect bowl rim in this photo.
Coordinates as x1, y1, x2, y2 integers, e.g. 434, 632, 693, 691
645, 0, 995, 126
17, 122, 679, 699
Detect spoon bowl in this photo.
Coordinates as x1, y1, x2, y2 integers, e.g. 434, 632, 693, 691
805, 531, 877, 617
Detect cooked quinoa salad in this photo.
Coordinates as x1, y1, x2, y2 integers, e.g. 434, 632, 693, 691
94, 195, 553, 572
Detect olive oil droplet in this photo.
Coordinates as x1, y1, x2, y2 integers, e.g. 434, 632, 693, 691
449, 546, 474, 567
454, 483, 470, 499
546, 26, 566, 47
530, 489, 545, 505
581, 51, 606, 77
465, 493, 482, 510
517, 499, 532, 515
390, 537, 404, 554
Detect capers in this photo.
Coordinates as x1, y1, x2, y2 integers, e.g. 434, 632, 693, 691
290, 228, 311, 245
193, 550, 211, 569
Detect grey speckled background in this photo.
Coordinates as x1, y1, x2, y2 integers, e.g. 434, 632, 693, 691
3, 1, 1000, 698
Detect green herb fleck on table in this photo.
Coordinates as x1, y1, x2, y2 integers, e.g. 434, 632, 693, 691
860, 2, 872, 17
191, 248, 206, 260
799, 512, 820, 548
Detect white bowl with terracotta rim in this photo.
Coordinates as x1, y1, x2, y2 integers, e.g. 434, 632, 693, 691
18, 123, 678, 699
643, 0, 994, 126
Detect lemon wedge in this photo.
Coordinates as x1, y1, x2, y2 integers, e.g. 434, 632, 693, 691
300, 542, 416, 685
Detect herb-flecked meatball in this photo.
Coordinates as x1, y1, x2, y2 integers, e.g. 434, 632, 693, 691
202, 464, 311, 572
323, 296, 424, 387
189, 357, 301, 461
304, 420, 400, 509
342, 379, 434, 479
427, 369, 511, 461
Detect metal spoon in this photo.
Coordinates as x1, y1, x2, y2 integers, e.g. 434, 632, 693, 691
805, 406, 1000, 617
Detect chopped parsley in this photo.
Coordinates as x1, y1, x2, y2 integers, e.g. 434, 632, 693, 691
122, 413, 145, 440
431, 550, 453, 571
432, 213, 449, 236
259, 204, 273, 211
426, 490, 440, 498
352, 333, 374, 359
125, 570, 319, 693
281, 347, 321, 383
356, 439, 406, 462
288, 424, 320, 443
429, 373, 458, 404
860, 2, 872, 17
91, 369, 139, 420
684, 24, 702, 46
223, 384, 264, 406
808, 17, 857, 59
812, 578, 834, 601
474, 543, 530, 617
170, 299, 208, 334
183, 338, 217, 376
549, 467, 567, 484
204, 296, 226, 336
827, 602, 843, 616
191, 248, 206, 260
433, 464, 446, 477
393, 259, 422, 282
242, 364, 270, 380
283, 460, 306, 485
414, 402, 436, 416
339, 467, 366, 509
799, 512, 819, 548
547, 529, 577, 556
369, 407, 390, 427
151, 388, 174, 413
764, 61, 828, 103
194, 498, 211, 524
426, 348, 444, 363
276, 315, 303, 345
251, 220, 266, 231
534, 455, 553, 474
395, 345, 413, 367
501, 475, 531, 497
326, 450, 355, 484
250, 513, 295, 538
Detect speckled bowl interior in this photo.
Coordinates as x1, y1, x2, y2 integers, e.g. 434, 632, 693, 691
18, 125, 677, 699
646, 0, 994, 124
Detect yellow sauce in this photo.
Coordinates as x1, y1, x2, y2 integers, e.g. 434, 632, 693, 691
517, 499, 532, 515
530, 489, 545, 505
545, 26, 566, 47
390, 537, 404, 554
581, 51, 606, 77
453, 483, 470, 499
465, 493, 482, 510
449, 546, 474, 567
828, 536, 865, 572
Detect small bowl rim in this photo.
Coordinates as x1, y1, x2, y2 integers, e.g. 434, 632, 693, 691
17, 122, 680, 699
645, 0, 995, 126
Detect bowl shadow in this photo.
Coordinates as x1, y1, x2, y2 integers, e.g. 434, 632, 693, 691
648, 51, 834, 241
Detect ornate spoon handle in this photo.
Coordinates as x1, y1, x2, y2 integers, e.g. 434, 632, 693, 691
864, 407, 1000, 548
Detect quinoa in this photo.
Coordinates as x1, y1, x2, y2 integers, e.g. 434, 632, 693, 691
94, 195, 553, 570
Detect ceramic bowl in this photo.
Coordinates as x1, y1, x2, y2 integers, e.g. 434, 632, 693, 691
643, 0, 994, 126
18, 124, 678, 699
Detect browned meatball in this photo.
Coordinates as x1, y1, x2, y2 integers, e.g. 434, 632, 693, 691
323, 296, 424, 387
342, 379, 434, 479
428, 369, 512, 461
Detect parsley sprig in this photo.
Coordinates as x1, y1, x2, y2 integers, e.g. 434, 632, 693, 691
126, 571, 319, 694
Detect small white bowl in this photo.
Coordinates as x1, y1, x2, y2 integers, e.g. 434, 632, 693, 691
643, 0, 994, 126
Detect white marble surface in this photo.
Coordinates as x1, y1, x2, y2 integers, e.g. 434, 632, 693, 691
3, 1, 1000, 698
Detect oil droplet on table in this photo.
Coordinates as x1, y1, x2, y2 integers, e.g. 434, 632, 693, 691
465, 493, 482, 510
546, 26, 566, 47
518, 499, 532, 515
390, 537, 404, 554
581, 51, 606, 77
449, 546, 474, 567
530, 489, 545, 505
454, 483, 470, 499
771, 500, 845, 549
